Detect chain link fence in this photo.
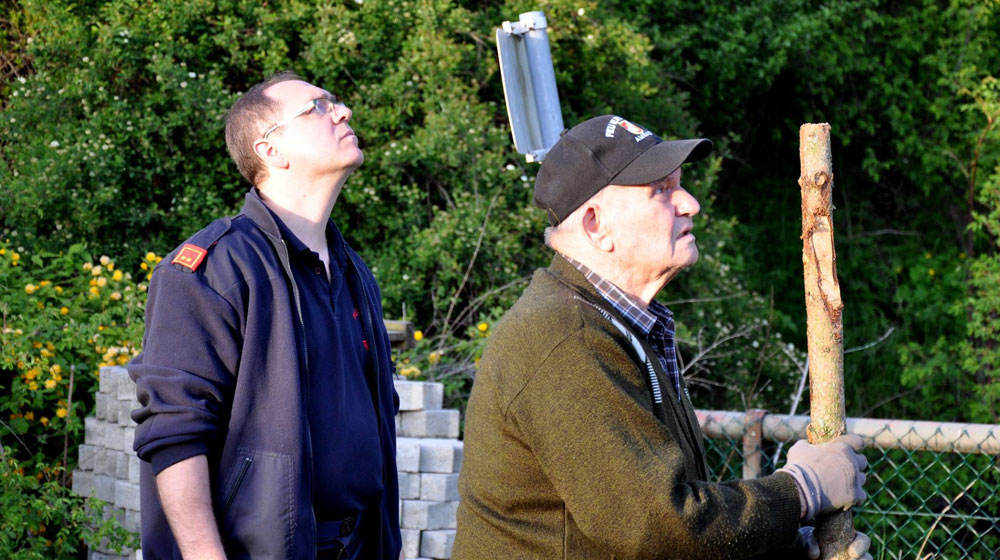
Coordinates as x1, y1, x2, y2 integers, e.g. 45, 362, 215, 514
696, 410, 1000, 559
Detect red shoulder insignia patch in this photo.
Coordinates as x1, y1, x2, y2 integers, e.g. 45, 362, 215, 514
171, 244, 208, 272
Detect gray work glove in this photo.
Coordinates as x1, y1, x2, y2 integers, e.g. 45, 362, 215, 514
796, 526, 873, 560
778, 434, 868, 520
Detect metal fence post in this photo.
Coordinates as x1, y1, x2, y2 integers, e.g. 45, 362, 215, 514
742, 409, 767, 479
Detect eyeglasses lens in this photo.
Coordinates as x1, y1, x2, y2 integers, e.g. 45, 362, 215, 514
313, 98, 334, 116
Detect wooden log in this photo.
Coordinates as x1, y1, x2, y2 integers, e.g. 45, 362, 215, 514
384, 319, 415, 350
799, 123, 854, 559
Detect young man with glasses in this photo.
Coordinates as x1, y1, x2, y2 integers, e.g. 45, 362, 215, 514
130, 71, 402, 560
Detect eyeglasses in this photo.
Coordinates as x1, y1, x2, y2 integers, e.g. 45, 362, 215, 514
262, 97, 340, 139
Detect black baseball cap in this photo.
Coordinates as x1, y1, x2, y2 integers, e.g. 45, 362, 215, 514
534, 115, 713, 225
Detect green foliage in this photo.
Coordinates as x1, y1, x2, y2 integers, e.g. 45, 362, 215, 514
958, 75, 1000, 423
0, 238, 150, 472
0, 240, 150, 553
595, 0, 1000, 421
0, 450, 138, 557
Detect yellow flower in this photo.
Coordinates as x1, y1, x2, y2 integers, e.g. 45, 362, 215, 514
478, 322, 489, 332
928, 268, 936, 277
39, 280, 50, 287
50, 364, 62, 375
117, 355, 129, 365
11, 252, 20, 262
413, 330, 424, 342
24, 411, 34, 421
32, 341, 42, 349
0, 248, 5, 255
91, 265, 102, 276
25, 283, 37, 294
36, 301, 44, 310
52, 373, 62, 382
89, 286, 99, 296
44, 379, 56, 389
145, 251, 156, 261
99, 255, 110, 265
45, 342, 54, 351
40, 348, 53, 358
29, 381, 38, 391
112, 270, 123, 282
82, 262, 92, 271
25, 368, 39, 380
399, 366, 421, 378
40, 417, 49, 426
89, 278, 97, 286
54, 286, 63, 294
428, 352, 441, 365
140, 262, 148, 270
107, 263, 115, 271
98, 325, 105, 331
60, 307, 69, 315
111, 291, 122, 301
56, 408, 67, 418
156, 256, 163, 263
96, 276, 107, 287
139, 283, 147, 292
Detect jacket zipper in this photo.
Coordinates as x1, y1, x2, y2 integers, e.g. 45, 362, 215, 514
278, 238, 318, 558
350, 253, 386, 556
571, 290, 707, 478
223, 456, 253, 516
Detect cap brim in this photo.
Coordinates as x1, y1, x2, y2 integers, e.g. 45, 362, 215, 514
609, 138, 713, 186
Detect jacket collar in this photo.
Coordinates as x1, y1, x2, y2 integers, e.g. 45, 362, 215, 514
548, 252, 609, 306
240, 188, 284, 242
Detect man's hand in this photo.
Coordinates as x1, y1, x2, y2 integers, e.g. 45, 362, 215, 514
797, 526, 873, 560
778, 434, 868, 520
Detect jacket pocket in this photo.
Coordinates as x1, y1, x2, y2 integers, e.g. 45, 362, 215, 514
223, 456, 253, 516
217, 448, 295, 558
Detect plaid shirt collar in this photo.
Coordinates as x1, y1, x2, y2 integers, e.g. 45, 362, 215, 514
561, 254, 674, 335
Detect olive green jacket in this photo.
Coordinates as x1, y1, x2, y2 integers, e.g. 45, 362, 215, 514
453, 255, 802, 559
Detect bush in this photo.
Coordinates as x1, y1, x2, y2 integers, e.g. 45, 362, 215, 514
0, 450, 139, 558
0, 240, 150, 471
0, 239, 152, 551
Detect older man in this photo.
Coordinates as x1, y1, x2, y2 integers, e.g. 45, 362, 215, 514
130, 72, 402, 559
453, 115, 870, 559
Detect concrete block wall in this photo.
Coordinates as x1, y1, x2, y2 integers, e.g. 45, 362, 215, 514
73, 367, 461, 560
394, 379, 462, 560
72, 366, 142, 560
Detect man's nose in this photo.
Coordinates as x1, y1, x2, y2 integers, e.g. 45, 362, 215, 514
675, 187, 700, 216
331, 102, 352, 124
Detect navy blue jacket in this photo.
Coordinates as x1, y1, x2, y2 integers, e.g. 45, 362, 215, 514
129, 189, 401, 559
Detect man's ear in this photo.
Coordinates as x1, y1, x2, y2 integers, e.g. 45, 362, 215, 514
252, 138, 289, 170
580, 204, 614, 252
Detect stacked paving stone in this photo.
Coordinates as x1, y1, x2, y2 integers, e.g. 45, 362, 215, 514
71, 365, 142, 560
394, 379, 462, 560
72, 367, 463, 560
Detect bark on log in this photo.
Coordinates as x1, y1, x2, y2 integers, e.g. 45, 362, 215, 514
799, 123, 854, 559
